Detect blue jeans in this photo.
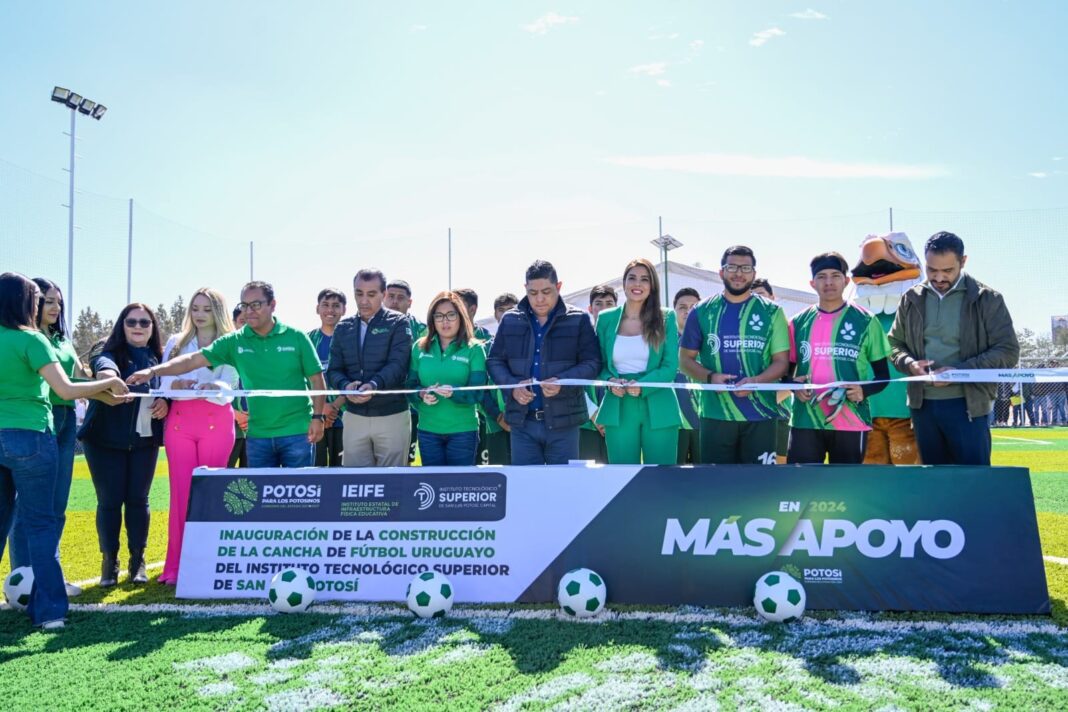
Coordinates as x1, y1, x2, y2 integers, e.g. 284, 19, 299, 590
418, 430, 478, 467
9, 405, 76, 568
1053, 392, 1068, 425
246, 434, 313, 468
0, 429, 67, 625
510, 419, 580, 465
911, 397, 992, 466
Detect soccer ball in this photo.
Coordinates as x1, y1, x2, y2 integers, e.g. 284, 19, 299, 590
753, 570, 806, 623
268, 568, 316, 613
557, 568, 607, 618
406, 571, 454, 618
3, 567, 34, 611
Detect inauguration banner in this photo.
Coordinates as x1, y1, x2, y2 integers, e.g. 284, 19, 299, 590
177, 465, 1049, 614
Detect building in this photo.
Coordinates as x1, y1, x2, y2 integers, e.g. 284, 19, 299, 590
476, 260, 817, 335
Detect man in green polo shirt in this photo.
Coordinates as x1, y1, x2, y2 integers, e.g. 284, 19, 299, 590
680, 245, 790, 465
129, 281, 326, 468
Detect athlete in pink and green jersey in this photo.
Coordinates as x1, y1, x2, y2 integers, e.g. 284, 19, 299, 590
788, 252, 891, 464
680, 245, 790, 465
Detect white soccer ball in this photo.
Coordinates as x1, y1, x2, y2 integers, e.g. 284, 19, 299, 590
753, 570, 806, 623
3, 566, 34, 611
557, 568, 607, 618
406, 571, 454, 618
268, 568, 316, 613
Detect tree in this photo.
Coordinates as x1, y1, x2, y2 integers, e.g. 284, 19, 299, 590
154, 295, 186, 345
72, 307, 113, 360
1017, 328, 1067, 364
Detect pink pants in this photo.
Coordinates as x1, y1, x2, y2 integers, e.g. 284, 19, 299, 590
161, 399, 235, 583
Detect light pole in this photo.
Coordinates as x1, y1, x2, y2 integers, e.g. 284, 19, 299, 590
650, 229, 683, 308
51, 86, 107, 320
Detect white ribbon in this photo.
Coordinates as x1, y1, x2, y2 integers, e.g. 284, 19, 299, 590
128, 367, 1068, 399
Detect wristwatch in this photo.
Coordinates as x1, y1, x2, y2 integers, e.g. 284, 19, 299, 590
311, 414, 326, 422
705, 372, 715, 384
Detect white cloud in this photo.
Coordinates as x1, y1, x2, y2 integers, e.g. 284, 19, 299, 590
1028, 172, 1049, 178
790, 8, 828, 20
1053, 156, 1064, 161
656, 79, 671, 88
522, 12, 579, 35
629, 62, 668, 77
690, 39, 704, 51
605, 153, 949, 179
749, 27, 786, 47
409, 24, 427, 32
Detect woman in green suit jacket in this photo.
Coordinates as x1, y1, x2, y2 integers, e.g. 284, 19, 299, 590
595, 258, 682, 464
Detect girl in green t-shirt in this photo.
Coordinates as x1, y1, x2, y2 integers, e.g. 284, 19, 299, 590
0, 272, 127, 629
406, 291, 488, 466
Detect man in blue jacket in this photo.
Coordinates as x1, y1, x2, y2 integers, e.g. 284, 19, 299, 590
487, 260, 602, 465
327, 269, 414, 467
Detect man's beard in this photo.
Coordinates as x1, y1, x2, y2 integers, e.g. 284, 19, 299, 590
724, 281, 751, 297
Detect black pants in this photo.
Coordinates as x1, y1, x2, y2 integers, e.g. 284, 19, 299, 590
483, 429, 511, 465
228, 437, 247, 468
83, 442, 158, 553
787, 428, 868, 464
578, 428, 608, 464
699, 418, 778, 465
408, 409, 419, 464
676, 428, 700, 464
314, 427, 344, 467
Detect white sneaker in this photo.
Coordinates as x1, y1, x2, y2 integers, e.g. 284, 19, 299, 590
40, 620, 66, 631
65, 582, 83, 597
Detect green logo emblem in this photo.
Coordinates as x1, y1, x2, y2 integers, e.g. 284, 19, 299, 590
224, 478, 258, 516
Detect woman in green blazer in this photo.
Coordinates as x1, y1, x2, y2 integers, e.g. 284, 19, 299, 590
595, 258, 682, 464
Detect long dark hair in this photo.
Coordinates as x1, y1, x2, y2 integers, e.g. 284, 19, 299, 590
101, 303, 163, 373
32, 277, 67, 339
420, 291, 475, 352
0, 272, 40, 330
623, 258, 665, 350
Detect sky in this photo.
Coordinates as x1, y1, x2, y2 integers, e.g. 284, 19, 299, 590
1, 1, 1066, 333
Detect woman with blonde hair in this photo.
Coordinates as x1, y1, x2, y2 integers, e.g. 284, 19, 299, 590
405, 291, 488, 466
158, 287, 239, 585
594, 258, 682, 464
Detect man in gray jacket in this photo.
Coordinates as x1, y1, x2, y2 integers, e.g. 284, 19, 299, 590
327, 269, 414, 467
888, 232, 1019, 465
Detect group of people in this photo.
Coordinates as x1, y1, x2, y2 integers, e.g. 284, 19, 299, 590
991, 379, 1068, 427
0, 229, 1021, 628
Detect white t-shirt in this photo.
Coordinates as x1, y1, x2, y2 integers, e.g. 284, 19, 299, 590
161, 334, 240, 405
612, 334, 649, 375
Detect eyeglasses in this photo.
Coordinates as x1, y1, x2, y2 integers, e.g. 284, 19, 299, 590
722, 264, 755, 274
433, 311, 460, 323
124, 318, 152, 328
237, 301, 266, 312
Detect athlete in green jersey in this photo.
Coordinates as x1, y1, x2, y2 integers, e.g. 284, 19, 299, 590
788, 252, 891, 463
680, 246, 789, 464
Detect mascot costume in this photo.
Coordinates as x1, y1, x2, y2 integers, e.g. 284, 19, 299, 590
850, 232, 923, 464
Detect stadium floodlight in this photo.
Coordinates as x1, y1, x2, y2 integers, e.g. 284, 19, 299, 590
51, 86, 108, 320
650, 233, 683, 306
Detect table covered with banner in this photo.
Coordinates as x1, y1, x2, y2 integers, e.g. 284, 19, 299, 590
176, 464, 1049, 614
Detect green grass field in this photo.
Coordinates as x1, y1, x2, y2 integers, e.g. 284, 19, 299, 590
1, 429, 1066, 710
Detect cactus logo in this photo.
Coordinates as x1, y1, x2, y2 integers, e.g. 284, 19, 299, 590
840, 322, 856, 341
748, 314, 764, 332
223, 478, 258, 516
414, 482, 436, 511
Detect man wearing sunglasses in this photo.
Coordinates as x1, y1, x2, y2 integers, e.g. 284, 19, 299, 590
128, 281, 326, 468
679, 245, 790, 465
